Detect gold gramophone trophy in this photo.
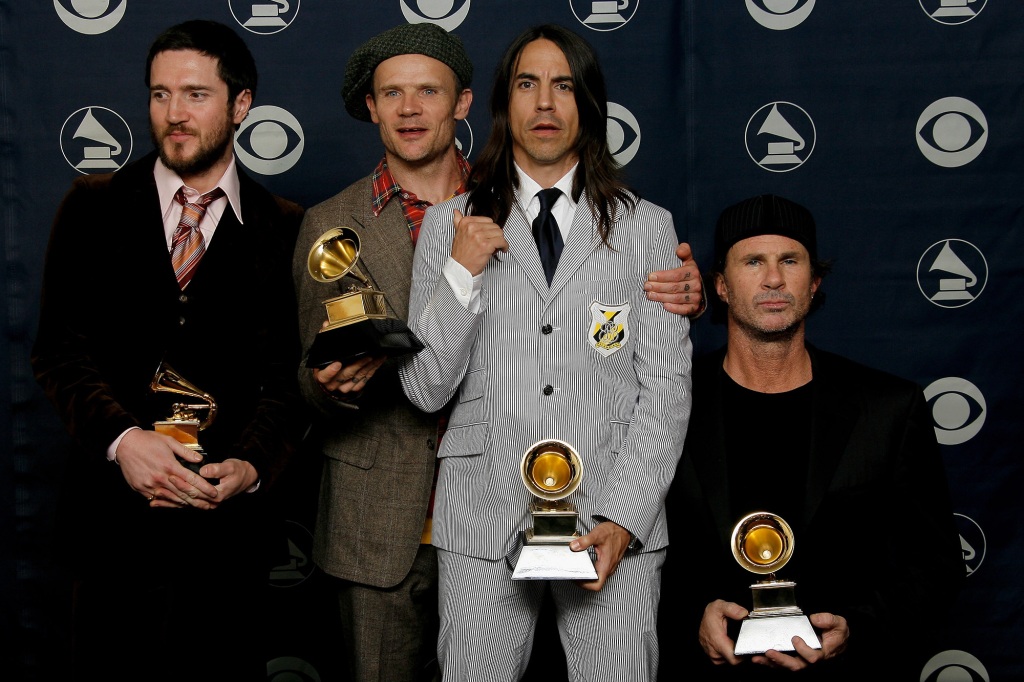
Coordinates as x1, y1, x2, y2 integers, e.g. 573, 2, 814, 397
305, 226, 422, 368
731, 511, 821, 655
511, 439, 598, 581
150, 362, 219, 483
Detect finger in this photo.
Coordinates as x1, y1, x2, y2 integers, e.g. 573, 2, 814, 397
453, 209, 464, 228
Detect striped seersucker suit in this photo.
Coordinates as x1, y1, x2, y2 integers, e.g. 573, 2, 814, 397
400, 187, 692, 681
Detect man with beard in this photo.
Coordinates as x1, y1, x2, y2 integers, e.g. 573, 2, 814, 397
660, 194, 963, 680
294, 22, 703, 682
32, 20, 306, 680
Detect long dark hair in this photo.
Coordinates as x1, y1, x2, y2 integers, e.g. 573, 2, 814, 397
466, 24, 635, 244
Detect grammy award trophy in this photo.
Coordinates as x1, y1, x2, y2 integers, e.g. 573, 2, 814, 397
304, 226, 422, 368
731, 511, 821, 655
150, 362, 219, 484
511, 439, 598, 581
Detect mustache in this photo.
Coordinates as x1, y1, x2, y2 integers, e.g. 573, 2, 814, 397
158, 123, 196, 137
753, 291, 796, 305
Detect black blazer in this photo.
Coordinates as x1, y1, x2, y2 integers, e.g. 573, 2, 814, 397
32, 151, 307, 571
660, 344, 963, 680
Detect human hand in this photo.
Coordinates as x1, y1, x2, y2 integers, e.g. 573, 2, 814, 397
698, 599, 749, 666
644, 241, 705, 318
450, 209, 508, 276
158, 457, 258, 510
753, 612, 849, 671
115, 428, 218, 506
313, 353, 386, 394
570, 520, 631, 592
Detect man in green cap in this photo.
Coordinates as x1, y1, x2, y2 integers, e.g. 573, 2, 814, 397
292, 21, 704, 682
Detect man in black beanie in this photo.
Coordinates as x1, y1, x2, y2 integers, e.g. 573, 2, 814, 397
660, 194, 963, 680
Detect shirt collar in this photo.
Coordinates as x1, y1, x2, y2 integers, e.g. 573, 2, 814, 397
154, 155, 243, 224
515, 162, 578, 214
370, 150, 472, 217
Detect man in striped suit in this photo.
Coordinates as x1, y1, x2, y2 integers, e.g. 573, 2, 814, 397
400, 24, 691, 681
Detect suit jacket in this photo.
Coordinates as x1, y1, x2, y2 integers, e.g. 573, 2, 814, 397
401, 191, 692, 561
293, 176, 439, 588
32, 151, 307, 572
660, 344, 964, 680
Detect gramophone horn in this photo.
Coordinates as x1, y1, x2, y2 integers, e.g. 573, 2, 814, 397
308, 227, 372, 288
150, 362, 217, 430
521, 439, 583, 501
731, 511, 795, 575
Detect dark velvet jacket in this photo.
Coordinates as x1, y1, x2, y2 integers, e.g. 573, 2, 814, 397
32, 151, 307, 570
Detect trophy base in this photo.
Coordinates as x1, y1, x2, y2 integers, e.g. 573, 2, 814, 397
734, 614, 821, 655
153, 421, 219, 484
305, 316, 424, 368
511, 541, 598, 581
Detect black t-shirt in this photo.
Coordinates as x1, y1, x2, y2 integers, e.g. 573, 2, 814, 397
722, 372, 814, 530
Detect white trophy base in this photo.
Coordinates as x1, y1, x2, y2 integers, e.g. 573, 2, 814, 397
734, 614, 821, 655
511, 543, 598, 581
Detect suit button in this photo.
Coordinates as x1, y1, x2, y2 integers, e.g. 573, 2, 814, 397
427, 439, 435, 451
541, 324, 552, 334
543, 385, 553, 395
179, 294, 188, 303
179, 316, 186, 326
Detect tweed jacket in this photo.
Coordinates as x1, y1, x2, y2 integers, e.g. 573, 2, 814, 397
400, 190, 692, 561
293, 176, 440, 588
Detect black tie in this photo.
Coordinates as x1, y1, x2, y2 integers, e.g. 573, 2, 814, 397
532, 188, 563, 285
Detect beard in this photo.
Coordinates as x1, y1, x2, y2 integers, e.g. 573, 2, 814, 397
729, 291, 809, 343
151, 115, 234, 179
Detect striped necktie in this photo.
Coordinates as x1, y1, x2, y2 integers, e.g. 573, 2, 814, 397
171, 187, 224, 289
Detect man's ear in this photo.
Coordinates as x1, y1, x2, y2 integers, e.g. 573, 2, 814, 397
454, 88, 473, 122
714, 273, 728, 305
231, 88, 253, 126
366, 93, 380, 124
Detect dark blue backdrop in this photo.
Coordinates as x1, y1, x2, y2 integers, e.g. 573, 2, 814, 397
2, 1, 1020, 680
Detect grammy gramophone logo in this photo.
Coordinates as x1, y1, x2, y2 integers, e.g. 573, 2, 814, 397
304, 226, 422, 368
511, 439, 598, 581
731, 511, 821, 655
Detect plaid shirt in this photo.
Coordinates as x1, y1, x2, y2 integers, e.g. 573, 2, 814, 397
369, 151, 471, 245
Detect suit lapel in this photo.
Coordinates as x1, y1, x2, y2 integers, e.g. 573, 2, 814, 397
803, 348, 856, 526
354, 188, 416, 320
548, 196, 601, 298
504, 191, 551, 297
116, 154, 182, 293
689, 352, 737, 550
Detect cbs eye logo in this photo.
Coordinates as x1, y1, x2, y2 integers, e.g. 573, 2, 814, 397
606, 102, 641, 166
400, 0, 471, 31
455, 119, 475, 160
234, 105, 304, 176
267, 656, 322, 682
916, 97, 988, 168
746, 0, 815, 30
53, 0, 126, 35
924, 377, 986, 446
920, 650, 989, 682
